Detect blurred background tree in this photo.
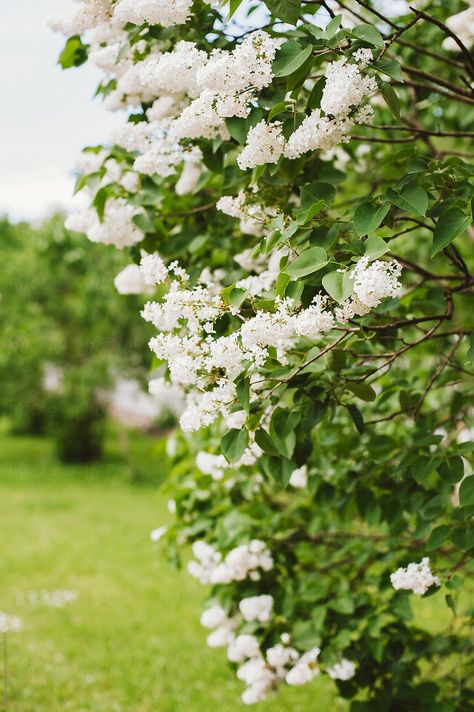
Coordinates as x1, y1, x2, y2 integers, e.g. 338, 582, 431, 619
0, 214, 153, 462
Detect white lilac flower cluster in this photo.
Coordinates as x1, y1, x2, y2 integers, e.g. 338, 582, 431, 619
200, 604, 356, 705
114, 264, 155, 295
199, 603, 317, 704
52, 0, 282, 191
390, 557, 441, 596
237, 51, 376, 167
285, 52, 376, 160
65, 198, 143, 249
187, 540, 274, 585
217, 191, 283, 237
237, 121, 286, 171
50, 0, 206, 38
138, 248, 402, 432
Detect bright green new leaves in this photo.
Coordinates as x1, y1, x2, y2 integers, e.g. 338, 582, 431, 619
351, 23, 385, 48
322, 271, 354, 302
285, 247, 328, 278
273, 42, 313, 77
354, 201, 391, 236
58, 36, 89, 69
264, 0, 301, 24
221, 428, 249, 464
432, 207, 471, 256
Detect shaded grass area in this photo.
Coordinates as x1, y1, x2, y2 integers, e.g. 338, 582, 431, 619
0, 432, 344, 711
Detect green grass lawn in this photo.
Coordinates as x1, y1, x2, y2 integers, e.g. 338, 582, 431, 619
0, 431, 344, 712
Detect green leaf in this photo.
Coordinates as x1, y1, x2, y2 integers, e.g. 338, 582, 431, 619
268, 102, 288, 121
229, 287, 248, 308
255, 429, 279, 455
346, 382, 377, 402
58, 36, 89, 69
467, 332, 474, 363
228, 0, 245, 19
364, 235, 389, 260
352, 24, 385, 49
273, 42, 313, 78
381, 82, 401, 119
285, 247, 328, 278
387, 185, 428, 217
348, 403, 364, 434
431, 207, 471, 256
445, 594, 457, 615
271, 408, 301, 439
322, 270, 354, 302
307, 76, 325, 111
301, 181, 336, 207
354, 201, 391, 236
427, 525, 451, 550
296, 199, 325, 225
326, 14, 343, 38
264, 0, 301, 24
438, 456, 464, 484
459, 476, 474, 507
373, 59, 403, 82
236, 377, 250, 412
221, 428, 249, 464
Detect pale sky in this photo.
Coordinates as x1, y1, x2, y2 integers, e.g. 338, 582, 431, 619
0, 1, 123, 220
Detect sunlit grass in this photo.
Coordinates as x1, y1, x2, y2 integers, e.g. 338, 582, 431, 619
0, 433, 343, 711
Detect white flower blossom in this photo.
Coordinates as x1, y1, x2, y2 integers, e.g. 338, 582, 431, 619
327, 658, 356, 680
237, 121, 285, 170
239, 595, 274, 623
285, 648, 321, 686
289, 465, 308, 489
114, 264, 153, 295
150, 525, 168, 542
390, 557, 440, 596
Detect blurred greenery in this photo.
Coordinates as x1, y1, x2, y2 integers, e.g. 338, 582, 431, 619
0, 216, 152, 461
0, 431, 343, 712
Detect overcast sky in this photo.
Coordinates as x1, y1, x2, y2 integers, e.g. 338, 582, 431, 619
0, 1, 123, 221
1, 0, 408, 222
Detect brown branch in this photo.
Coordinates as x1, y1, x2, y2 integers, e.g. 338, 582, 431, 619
413, 335, 463, 418
412, 8, 474, 78
394, 39, 466, 71
400, 64, 474, 100
353, 0, 398, 29
396, 78, 474, 106
351, 134, 416, 144
365, 124, 474, 139
167, 202, 215, 217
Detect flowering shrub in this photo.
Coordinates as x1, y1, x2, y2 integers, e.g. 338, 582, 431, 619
54, 0, 474, 707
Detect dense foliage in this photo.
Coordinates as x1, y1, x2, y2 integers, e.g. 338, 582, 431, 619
0, 215, 151, 459
54, 0, 473, 707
